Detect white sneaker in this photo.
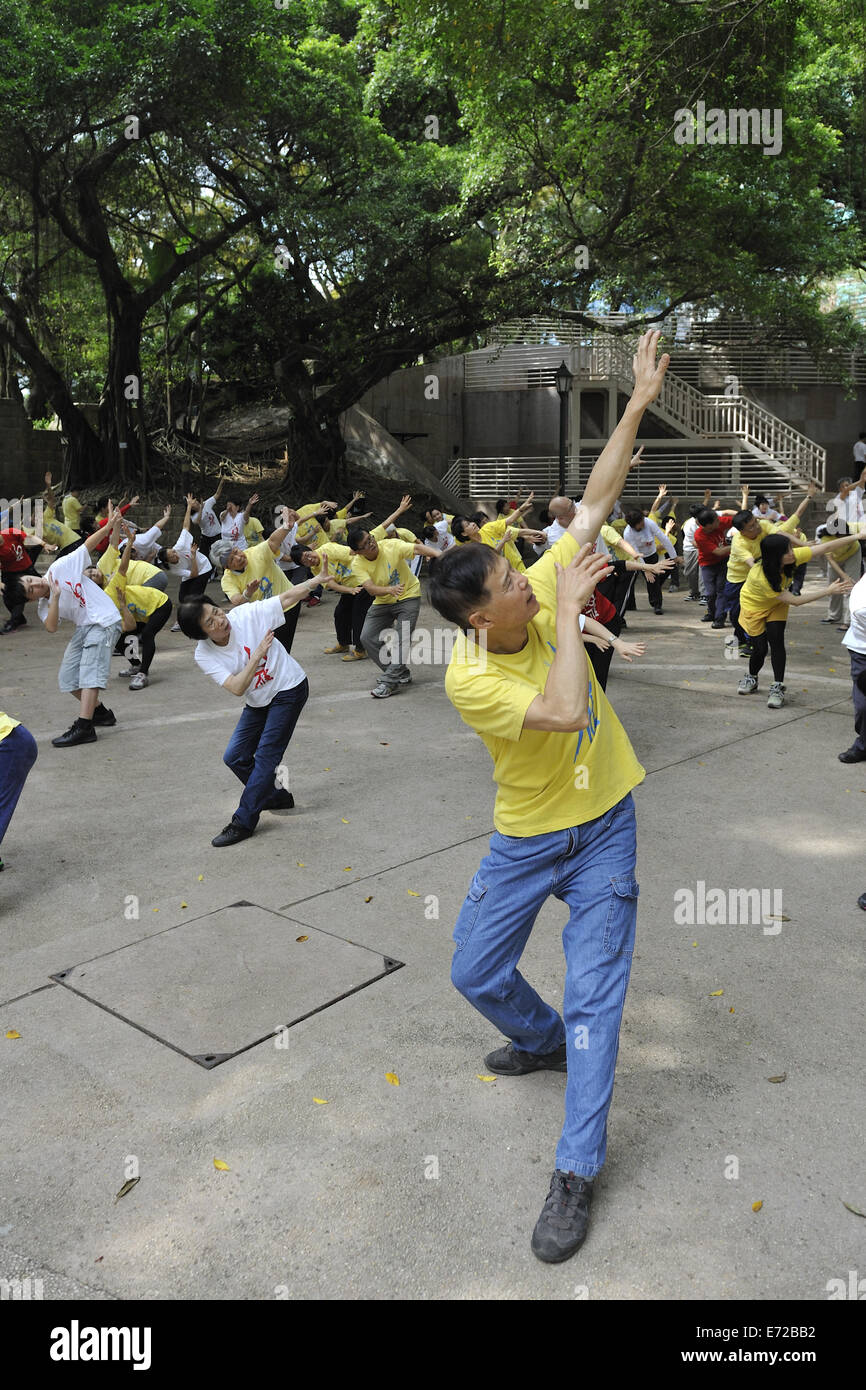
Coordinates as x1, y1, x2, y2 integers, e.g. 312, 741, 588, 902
370, 682, 395, 698
737, 674, 758, 695
129, 672, 150, 691
767, 682, 786, 709
170, 621, 181, 632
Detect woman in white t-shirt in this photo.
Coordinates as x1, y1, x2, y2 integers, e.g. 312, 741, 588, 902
192, 478, 225, 559
220, 493, 259, 550
178, 564, 340, 847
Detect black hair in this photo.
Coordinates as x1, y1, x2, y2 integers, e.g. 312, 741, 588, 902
347, 497, 366, 516
155, 547, 169, 566
754, 494, 769, 506
759, 532, 796, 593
451, 514, 469, 542
495, 498, 508, 515
346, 525, 369, 551
289, 542, 309, 566
95, 496, 109, 513
2, 574, 28, 610
428, 541, 501, 631
537, 508, 552, 527
624, 509, 645, 528
696, 507, 718, 528
422, 524, 438, 542
177, 595, 214, 639
470, 510, 489, 526
730, 510, 753, 532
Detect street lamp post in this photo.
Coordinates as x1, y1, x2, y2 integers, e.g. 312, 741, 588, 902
554, 359, 573, 495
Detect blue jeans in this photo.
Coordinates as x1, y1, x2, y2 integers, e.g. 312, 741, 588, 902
451, 793, 638, 1177
700, 563, 726, 621
0, 723, 38, 847
223, 680, 309, 830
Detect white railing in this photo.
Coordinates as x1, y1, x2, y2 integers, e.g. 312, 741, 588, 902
440, 448, 818, 503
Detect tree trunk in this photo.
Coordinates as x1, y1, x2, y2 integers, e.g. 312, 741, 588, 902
100, 303, 147, 485
283, 408, 346, 499
0, 310, 102, 480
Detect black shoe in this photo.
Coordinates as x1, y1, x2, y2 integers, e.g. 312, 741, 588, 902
211, 820, 254, 847
531, 1171, 594, 1263
858, 892, 866, 911
711, 620, 726, 629
0, 618, 26, 634
700, 612, 714, 622
51, 719, 97, 748
653, 607, 663, 615
838, 749, 866, 764
484, 1040, 567, 1075
263, 790, 295, 810
92, 704, 116, 727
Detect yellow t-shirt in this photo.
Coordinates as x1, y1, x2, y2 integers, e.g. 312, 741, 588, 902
727, 516, 802, 584
0, 711, 20, 743
40, 516, 80, 548
314, 541, 358, 586
479, 517, 525, 572
739, 546, 812, 632
295, 513, 349, 550
825, 522, 865, 565
220, 540, 290, 603
63, 495, 83, 528
244, 517, 265, 546
445, 532, 645, 835
648, 511, 677, 554
600, 523, 630, 559
105, 576, 169, 622
97, 545, 161, 588
351, 538, 420, 605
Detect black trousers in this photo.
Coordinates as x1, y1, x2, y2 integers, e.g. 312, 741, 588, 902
130, 599, 173, 674
334, 589, 374, 648
585, 612, 622, 692
2, 556, 39, 623
178, 571, 210, 603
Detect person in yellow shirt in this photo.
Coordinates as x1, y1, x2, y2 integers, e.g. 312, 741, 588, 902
724, 485, 815, 655
818, 517, 865, 627
41, 472, 82, 554
62, 487, 83, 531
452, 512, 545, 573
0, 710, 37, 872
426, 328, 670, 1265
86, 523, 172, 690
737, 530, 856, 707
220, 509, 303, 652
346, 523, 441, 697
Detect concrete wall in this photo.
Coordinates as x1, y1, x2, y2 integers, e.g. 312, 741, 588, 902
0, 400, 63, 499
753, 385, 866, 488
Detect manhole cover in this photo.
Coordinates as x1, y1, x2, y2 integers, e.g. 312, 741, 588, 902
50, 901, 403, 1068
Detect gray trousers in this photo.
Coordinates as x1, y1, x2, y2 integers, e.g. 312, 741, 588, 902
827, 549, 862, 622
361, 597, 421, 689
682, 547, 700, 597
143, 572, 169, 593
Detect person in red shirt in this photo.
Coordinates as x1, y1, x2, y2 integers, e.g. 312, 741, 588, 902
693, 507, 737, 627
0, 527, 54, 633
90, 496, 138, 555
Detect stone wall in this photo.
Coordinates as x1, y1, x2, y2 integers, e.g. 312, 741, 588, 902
0, 399, 64, 498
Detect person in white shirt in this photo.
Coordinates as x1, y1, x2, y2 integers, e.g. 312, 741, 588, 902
751, 494, 782, 522
680, 511, 701, 599
192, 478, 225, 559
154, 495, 215, 628
622, 510, 678, 613
178, 567, 341, 846
10, 513, 122, 746
826, 477, 866, 527
839, 573, 866, 764
852, 434, 866, 468
533, 496, 582, 554
220, 493, 259, 550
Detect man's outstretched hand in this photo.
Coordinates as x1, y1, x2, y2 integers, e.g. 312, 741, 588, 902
631, 330, 669, 409
555, 543, 612, 612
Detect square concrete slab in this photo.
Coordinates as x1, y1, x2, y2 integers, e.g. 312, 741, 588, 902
49, 901, 403, 1068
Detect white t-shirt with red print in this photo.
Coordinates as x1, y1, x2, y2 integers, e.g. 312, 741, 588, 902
194, 596, 305, 708
38, 545, 120, 629
220, 509, 247, 549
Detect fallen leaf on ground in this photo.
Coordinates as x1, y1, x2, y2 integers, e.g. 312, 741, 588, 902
767, 1074, 787, 1083
692, 941, 698, 947
407, 890, 419, 897
313, 1097, 328, 1105
380, 741, 389, 746
385, 1072, 400, 1086
751, 1200, 763, 1212
296, 935, 308, 942
344, 866, 352, 872
180, 902, 188, 909
296, 861, 305, 867
95, 1256, 103, 1262
765, 914, 790, 921
709, 989, 724, 997
476, 1074, 497, 1082
115, 1177, 140, 1202
729, 1007, 735, 1013
364, 896, 373, 903
842, 1201, 866, 1218
213, 1159, 230, 1171
197, 875, 204, 882
341, 818, 349, 824
5, 1030, 20, 1039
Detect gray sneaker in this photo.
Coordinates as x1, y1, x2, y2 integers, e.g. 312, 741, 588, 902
767, 682, 786, 709
129, 671, 149, 691
737, 674, 758, 695
370, 682, 395, 699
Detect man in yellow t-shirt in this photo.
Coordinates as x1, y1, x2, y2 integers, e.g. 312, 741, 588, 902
426, 329, 670, 1265
221, 509, 305, 652
62, 489, 83, 531
346, 523, 441, 696
0, 711, 37, 871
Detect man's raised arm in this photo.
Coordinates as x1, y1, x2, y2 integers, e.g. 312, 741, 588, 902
569, 330, 669, 547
